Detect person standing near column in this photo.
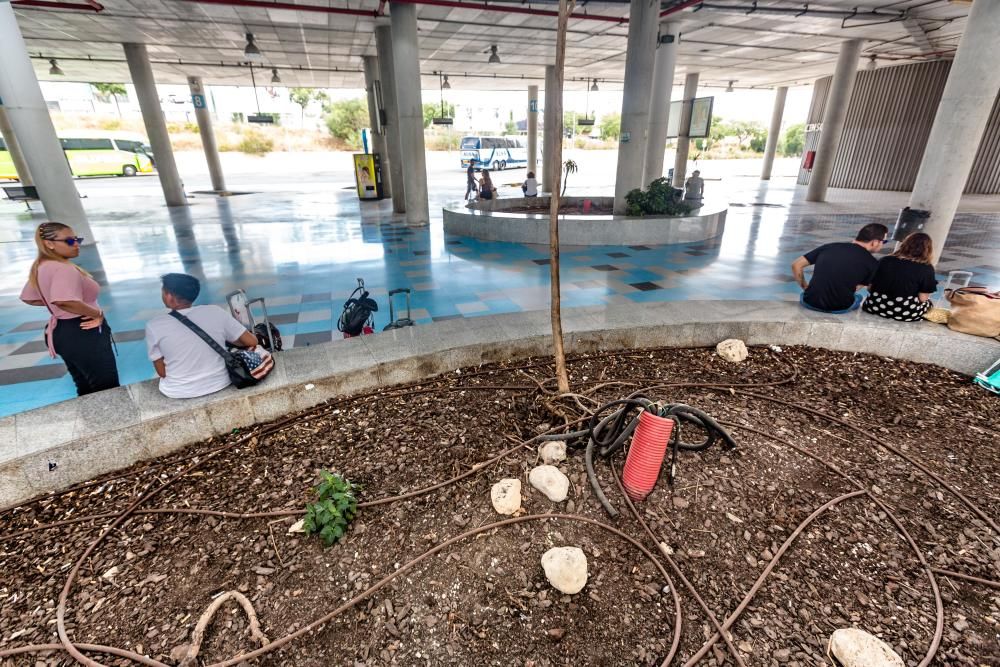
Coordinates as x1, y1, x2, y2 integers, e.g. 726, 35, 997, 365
19, 222, 119, 396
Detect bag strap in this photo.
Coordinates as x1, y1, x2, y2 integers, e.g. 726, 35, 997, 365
169, 310, 233, 361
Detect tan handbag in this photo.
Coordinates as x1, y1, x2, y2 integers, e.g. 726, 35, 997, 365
945, 287, 1000, 337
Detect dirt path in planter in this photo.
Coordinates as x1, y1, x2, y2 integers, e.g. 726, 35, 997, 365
1, 346, 997, 666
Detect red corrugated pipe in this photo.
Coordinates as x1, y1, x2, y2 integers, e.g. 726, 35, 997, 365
622, 409, 675, 501
11, 0, 103, 11
660, 0, 702, 18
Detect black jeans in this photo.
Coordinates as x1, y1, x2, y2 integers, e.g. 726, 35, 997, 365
51, 318, 120, 396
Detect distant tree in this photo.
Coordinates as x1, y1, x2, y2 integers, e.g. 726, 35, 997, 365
599, 112, 621, 141
423, 102, 456, 128
504, 120, 518, 135
727, 120, 766, 148
91, 83, 126, 117
324, 98, 369, 146
289, 87, 320, 125
781, 123, 805, 156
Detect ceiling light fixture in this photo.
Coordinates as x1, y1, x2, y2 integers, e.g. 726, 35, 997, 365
866, 55, 878, 70
590, 78, 599, 92
270, 68, 281, 84
244, 32, 263, 61
725, 80, 735, 92
488, 44, 500, 64
49, 58, 64, 76
432, 71, 453, 125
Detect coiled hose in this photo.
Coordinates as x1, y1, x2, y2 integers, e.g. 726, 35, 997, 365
554, 394, 737, 518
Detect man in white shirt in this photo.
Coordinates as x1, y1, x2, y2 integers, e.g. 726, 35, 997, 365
145, 273, 260, 398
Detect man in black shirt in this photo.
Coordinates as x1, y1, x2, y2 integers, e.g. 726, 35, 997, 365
791, 223, 888, 313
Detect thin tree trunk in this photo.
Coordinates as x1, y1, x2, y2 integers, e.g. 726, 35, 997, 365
548, 0, 575, 395
113, 94, 121, 118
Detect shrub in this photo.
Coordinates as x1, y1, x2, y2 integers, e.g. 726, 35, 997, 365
324, 98, 369, 147
624, 178, 692, 217
303, 471, 358, 547
237, 129, 274, 155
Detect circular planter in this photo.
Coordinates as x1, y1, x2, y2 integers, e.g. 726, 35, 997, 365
443, 196, 727, 246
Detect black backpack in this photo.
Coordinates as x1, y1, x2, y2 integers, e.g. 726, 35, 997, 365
337, 279, 379, 336
254, 322, 282, 352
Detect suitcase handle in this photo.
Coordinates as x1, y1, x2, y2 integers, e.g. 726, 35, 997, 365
387, 288, 410, 296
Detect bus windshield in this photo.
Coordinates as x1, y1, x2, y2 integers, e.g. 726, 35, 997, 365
460, 137, 480, 150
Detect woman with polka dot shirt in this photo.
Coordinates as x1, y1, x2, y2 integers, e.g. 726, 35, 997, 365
862, 232, 938, 322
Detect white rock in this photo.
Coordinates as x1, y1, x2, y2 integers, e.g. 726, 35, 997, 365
716, 338, 748, 363
541, 547, 588, 594
538, 441, 567, 465
827, 628, 904, 667
490, 479, 522, 515
528, 465, 569, 502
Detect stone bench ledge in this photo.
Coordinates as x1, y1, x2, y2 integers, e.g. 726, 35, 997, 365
1, 301, 995, 509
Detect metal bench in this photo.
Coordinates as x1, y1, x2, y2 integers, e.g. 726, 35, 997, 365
2, 185, 40, 210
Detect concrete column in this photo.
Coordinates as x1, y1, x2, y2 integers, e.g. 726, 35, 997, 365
0, 2, 91, 240
124, 43, 186, 207
389, 4, 428, 224
613, 0, 659, 214
671, 72, 699, 188
187, 76, 226, 192
760, 86, 788, 181
0, 107, 32, 186
362, 55, 392, 198
909, 1, 1000, 263
375, 24, 405, 213
542, 65, 557, 192
806, 38, 862, 202
527, 84, 539, 177
643, 22, 679, 186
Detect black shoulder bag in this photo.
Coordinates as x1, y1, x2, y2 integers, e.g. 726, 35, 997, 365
168, 310, 259, 389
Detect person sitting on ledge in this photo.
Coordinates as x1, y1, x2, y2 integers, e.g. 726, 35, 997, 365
479, 169, 497, 201
792, 222, 888, 314
522, 171, 538, 198
862, 232, 938, 322
684, 170, 704, 203
145, 273, 265, 399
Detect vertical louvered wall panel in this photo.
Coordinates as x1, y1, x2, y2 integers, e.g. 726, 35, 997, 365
966, 94, 1000, 193
805, 60, 1000, 194
797, 77, 831, 185
829, 61, 951, 191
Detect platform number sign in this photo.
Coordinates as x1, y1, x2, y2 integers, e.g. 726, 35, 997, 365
192, 94, 206, 109
530, 99, 538, 113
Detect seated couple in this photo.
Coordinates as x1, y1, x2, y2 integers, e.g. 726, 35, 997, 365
145, 273, 273, 399
792, 223, 938, 321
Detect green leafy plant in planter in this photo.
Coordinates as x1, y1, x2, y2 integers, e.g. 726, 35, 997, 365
303, 470, 358, 547
625, 178, 693, 217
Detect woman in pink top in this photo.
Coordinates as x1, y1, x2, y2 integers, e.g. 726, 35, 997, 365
20, 222, 119, 395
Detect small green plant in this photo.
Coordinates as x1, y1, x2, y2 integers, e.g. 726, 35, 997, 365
625, 178, 693, 217
303, 471, 358, 547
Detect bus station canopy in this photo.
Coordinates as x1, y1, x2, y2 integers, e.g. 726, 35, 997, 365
11, 0, 970, 90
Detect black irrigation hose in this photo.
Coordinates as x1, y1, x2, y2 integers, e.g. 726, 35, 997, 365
572, 396, 739, 519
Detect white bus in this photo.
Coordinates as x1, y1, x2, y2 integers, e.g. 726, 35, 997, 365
460, 135, 528, 171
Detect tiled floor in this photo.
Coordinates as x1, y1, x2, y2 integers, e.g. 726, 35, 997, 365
1, 158, 998, 417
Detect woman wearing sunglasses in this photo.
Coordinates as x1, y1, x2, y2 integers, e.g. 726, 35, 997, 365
19, 222, 120, 395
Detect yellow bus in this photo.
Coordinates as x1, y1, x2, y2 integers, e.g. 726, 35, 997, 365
0, 131, 155, 180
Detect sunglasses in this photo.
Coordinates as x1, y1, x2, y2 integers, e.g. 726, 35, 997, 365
55, 237, 85, 246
